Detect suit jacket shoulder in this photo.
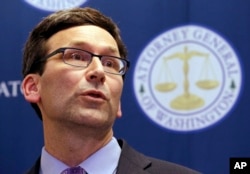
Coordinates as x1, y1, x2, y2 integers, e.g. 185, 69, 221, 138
25, 157, 40, 174
116, 139, 201, 174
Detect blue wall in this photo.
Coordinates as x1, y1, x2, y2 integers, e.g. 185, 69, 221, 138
1, 0, 250, 173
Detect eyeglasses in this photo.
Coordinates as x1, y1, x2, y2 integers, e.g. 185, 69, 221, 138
39, 47, 130, 75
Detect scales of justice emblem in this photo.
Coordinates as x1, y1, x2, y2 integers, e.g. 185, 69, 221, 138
134, 25, 242, 131
155, 46, 219, 111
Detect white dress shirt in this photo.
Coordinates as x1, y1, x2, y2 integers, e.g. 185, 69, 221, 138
40, 137, 121, 174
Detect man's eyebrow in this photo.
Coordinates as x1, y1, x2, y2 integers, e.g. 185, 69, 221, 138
68, 41, 119, 54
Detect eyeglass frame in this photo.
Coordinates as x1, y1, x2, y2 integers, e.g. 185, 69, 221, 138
34, 47, 130, 75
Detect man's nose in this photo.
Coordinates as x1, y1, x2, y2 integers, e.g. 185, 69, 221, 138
85, 57, 106, 84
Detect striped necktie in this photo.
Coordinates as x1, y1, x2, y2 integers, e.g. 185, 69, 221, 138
61, 166, 87, 174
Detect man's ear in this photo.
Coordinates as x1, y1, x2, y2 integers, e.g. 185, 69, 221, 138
21, 74, 41, 103
116, 101, 122, 118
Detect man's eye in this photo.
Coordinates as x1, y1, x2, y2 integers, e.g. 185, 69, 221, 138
102, 58, 120, 71
71, 53, 82, 60
103, 60, 114, 67
70, 53, 89, 61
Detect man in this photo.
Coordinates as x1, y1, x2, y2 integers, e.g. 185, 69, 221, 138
22, 7, 200, 174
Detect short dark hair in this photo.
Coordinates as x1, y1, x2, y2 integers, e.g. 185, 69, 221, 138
22, 7, 128, 120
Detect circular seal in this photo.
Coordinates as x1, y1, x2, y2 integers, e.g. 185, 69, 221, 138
133, 25, 242, 132
24, 0, 88, 12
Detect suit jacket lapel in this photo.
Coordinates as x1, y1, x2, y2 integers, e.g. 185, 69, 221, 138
25, 157, 40, 174
116, 139, 151, 174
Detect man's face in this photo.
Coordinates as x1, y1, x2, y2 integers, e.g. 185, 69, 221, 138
28, 25, 123, 129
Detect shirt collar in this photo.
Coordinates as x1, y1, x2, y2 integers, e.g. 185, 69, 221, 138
40, 137, 121, 174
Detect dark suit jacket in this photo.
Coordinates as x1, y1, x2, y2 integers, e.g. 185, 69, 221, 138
25, 139, 201, 174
